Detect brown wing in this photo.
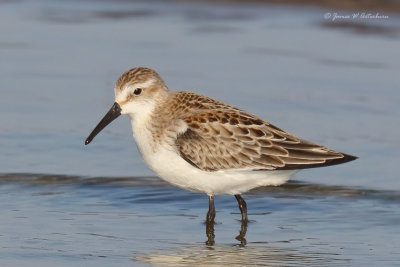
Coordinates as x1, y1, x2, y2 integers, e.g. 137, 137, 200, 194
175, 105, 356, 171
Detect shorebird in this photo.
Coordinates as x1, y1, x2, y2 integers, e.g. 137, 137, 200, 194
85, 67, 357, 224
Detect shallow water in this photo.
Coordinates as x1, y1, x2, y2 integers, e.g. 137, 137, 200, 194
1, 0, 400, 266
1, 174, 399, 266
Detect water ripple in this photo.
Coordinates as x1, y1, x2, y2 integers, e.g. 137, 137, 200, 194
1, 173, 399, 203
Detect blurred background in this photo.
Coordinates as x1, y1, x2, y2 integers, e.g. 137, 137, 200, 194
0, 0, 399, 266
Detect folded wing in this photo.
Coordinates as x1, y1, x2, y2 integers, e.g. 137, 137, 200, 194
176, 106, 356, 171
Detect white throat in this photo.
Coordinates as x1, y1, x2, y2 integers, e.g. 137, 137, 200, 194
124, 100, 160, 163
127, 100, 155, 136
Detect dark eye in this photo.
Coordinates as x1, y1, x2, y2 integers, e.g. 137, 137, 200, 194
134, 88, 142, 95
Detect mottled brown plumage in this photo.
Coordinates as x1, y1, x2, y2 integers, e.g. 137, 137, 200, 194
146, 91, 356, 172
111, 68, 355, 173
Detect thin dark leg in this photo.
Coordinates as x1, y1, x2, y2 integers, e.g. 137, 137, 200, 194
206, 195, 216, 223
235, 194, 248, 222
234, 194, 248, 246
205, 195, 215, 246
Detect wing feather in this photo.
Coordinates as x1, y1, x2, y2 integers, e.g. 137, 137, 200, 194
173, 92, 356, 171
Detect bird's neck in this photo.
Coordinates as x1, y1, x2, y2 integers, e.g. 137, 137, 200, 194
129, 103, 157, 158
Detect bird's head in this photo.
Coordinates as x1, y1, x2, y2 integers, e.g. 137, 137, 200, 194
85, 67, 168, 145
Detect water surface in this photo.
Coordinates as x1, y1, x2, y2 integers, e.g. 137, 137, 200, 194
1, 173, 399, 266
1, 0, 399, 266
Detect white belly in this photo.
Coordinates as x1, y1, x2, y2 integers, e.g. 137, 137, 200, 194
141, 142, 296, 195
131, 120, 296, 195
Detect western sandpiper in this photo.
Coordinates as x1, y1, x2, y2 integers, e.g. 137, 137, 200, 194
85, 67, 357, 225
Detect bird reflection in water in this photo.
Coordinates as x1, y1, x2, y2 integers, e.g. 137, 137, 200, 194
205, 217, 248, 247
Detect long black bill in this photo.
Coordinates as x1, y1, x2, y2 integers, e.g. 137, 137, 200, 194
85, 102, 121, 145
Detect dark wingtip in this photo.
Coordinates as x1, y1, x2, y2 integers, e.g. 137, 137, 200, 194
85, 139, 90, 145
302, 152, 358, 169
342, 153, 358, 163
276, 152, 358, 170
